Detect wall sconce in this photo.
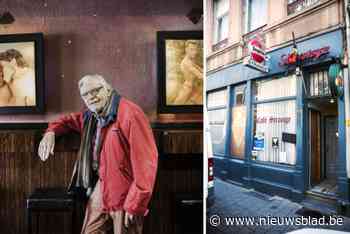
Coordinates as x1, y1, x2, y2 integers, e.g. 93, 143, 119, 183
0, 12, 15, 24
186, 8, 202, 24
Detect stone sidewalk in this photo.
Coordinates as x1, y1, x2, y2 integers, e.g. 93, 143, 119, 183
207, 179, 350, 234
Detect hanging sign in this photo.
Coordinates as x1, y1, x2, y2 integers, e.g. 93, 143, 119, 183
328, 63, 344, 97
243, 37, 269, 73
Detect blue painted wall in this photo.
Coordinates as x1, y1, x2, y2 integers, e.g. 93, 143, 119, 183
207, 28, 343, 91
210, 28, 348, 203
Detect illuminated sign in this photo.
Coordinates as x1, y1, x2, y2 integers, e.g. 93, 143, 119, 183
280, 46, 330, 66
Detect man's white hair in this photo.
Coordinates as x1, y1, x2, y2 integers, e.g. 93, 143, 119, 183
78, 74, 112, 91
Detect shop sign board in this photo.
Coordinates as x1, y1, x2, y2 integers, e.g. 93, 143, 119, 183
244, 38, 269, 73
279, 46, 330, 67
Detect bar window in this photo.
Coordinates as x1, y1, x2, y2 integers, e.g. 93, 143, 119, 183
253, 75, 296, 101
252, 75, 297, 165
253, 100, 296, 165
309, 70, 330, 97
207, 89, 228, 155
231, 85, 247, 159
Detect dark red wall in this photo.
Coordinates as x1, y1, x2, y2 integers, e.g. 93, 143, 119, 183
0, 0, 202, 122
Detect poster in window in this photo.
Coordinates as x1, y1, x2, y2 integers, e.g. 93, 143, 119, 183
231, 105, 246, 157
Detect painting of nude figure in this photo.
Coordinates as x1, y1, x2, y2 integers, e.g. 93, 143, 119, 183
157, 31, 203, 113
0, 33, 44, 114
166, 39, 203, 105
0, 43, 36, 106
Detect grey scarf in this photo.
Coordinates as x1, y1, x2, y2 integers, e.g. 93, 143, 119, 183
68, 90, 120, 196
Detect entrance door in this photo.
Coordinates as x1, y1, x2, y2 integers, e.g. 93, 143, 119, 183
307, 98, 338, 197
310, 110, 321, 186
324, 116, 338, 181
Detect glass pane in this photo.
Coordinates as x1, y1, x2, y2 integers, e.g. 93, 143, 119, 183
249, 0, 267, 31
324, 70, 330, 95
234, 85, 246, 106
318, 71, 324, 96
214, 0, 229, 17
208, 109, 227, 154
231, 105, 246, 158
309, 70, 331, 97
219, 14, 229, 41
254, 75, 296, 101
207, 89, 227, 108
314, 72, 319, 96
310, 72, 314, 96
208, 109, 226, 125
252, 100, 296, 165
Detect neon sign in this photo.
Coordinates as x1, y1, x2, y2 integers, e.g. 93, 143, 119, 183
280, 46, 330, 66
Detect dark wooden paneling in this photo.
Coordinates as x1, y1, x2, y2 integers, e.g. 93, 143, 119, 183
162, 130, 203, 154
0, 130, 79, 234
0, 125, 202, 234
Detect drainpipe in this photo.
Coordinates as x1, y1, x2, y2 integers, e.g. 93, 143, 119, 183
345, 0, 350, 178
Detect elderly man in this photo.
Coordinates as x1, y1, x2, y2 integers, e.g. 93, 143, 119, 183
38, 74, 158, 234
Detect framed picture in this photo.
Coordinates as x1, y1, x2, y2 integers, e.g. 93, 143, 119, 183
157, 31, 203, 113
0, 33, 44, 114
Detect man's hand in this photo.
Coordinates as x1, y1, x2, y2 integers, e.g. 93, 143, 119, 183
38, 131, 55, 161
124, 212, 134, 228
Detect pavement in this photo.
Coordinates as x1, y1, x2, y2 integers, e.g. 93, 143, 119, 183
207, 179, 350, 234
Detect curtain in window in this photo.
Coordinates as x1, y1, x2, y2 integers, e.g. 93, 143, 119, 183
214, 0, 229, 42
254, 100, 296, 165
208, 89, 228, 154
249, 0, 267, 31
254, 75, 296, 101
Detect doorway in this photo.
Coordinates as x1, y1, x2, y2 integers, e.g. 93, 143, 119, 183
308, 97, 338, 198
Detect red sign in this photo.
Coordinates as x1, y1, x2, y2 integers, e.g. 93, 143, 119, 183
244, 37, 269, 73
256, 116, 291, 124
280, 46, 330, 66
248, 39, 265, 63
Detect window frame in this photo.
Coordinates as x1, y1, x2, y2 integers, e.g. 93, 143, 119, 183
230, 83, 248, 159
213, 0, 230, 44
287, 0, 321, 15
251, 75, 298, 167
304, 65, 333, 99
246, 0, 268, 33
207, 88, 229, 156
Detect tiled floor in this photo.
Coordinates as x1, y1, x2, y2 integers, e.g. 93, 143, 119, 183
310, 179, 338, 197
207, 179, 350, 234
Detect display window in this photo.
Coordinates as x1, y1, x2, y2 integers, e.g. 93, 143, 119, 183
254, 75, 296, 101
207, 89, 228, 155
231, 84, 247, 159
252, 75, 297, 165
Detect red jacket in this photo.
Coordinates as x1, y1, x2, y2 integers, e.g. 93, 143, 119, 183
46, 98, 158, 216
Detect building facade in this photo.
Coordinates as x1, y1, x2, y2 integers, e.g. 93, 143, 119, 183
206, 0, 350, 213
